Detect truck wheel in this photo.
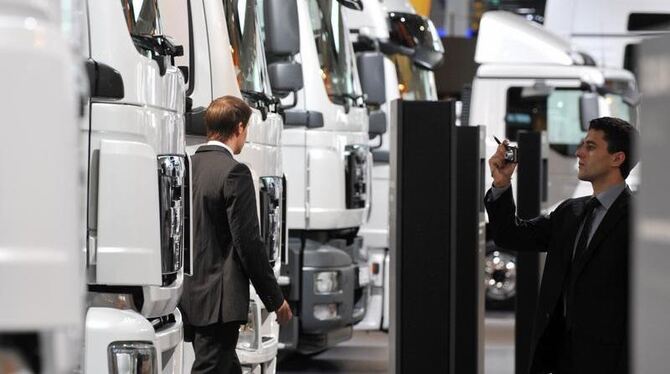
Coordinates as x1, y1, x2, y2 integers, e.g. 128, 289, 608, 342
484, 241, 517, 311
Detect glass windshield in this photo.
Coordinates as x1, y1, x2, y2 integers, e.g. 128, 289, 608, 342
224, 0, 272, 95
391, 54, 436, 100
121, 0, 162, 37
388, 12, 444, 54
605, 94, 633, 122
307, 0, 361, 105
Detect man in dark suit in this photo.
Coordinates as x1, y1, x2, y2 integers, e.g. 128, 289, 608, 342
180, 96, 292, 373
485, 117, 638, 374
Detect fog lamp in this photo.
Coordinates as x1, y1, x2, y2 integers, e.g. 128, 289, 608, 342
313, 303, 339, 321
108, 342, 157, 374
237, 300, 260, 352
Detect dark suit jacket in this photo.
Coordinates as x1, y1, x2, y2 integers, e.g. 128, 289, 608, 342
485, 186, 631, 374
180, 145, 284, 326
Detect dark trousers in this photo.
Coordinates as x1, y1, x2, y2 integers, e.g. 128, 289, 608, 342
191, 322, 242, 374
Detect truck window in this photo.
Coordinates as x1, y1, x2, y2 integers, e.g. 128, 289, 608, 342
224, 0, 272, 95
307, 0, 361, 105
121, 0, 162, 38
390, 54, 435, 100
506, 87, 586, 157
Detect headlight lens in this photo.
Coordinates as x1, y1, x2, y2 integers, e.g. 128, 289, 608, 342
108, 342, 157, 374
313, 303, 339, 321
237, 300, 260, 352
158, 156, 186, 276
259, 177, 283, 265
314, 271, 340, 294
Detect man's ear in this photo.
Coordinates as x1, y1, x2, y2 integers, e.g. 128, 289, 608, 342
612, 151, 626, 168
236, 121, 245, 136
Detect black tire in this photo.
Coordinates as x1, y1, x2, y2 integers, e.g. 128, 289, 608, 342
484, 241, 517, 311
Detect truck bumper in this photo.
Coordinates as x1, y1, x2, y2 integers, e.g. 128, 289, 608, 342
85, 307, 183, 373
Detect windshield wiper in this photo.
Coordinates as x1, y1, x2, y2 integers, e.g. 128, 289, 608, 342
241, 90, 278, 107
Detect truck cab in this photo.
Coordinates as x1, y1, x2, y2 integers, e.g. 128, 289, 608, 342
83, 1, 189, 371
160, 0, 288, 372
0, 1, 84, 372
344, 0, 444, 331
468, 11, 639, 309
544, 0, 670, 72
262, 0, 372, 354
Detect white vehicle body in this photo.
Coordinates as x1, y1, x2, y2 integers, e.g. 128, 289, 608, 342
469, 11, 639, 307
0, 1, 83, 372
345, 0, 442, 331
544, 0, 670, 70
261, 0, 372, 354
160, 0, 285, 372
83, 1, 188, 372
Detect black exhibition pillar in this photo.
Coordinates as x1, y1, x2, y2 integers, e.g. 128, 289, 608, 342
515, 131, 543, 374
450, 125, 486, 374
389, 99, 455, 374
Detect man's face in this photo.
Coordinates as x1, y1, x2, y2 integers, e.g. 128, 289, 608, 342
575, 129, 622, 182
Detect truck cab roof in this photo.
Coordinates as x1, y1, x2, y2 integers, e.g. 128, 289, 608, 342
475, 11, 591, 66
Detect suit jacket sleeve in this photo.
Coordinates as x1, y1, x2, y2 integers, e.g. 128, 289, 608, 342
224, 163, 285, 312
484, 185, 568, 253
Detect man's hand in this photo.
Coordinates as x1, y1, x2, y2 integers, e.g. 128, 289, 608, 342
489, 140, 516, 188
276, 300, 293, 325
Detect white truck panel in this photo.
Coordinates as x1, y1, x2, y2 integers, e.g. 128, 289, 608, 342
0, 3, 82, 330
96, 139, 162, 286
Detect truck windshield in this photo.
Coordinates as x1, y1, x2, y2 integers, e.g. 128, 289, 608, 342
307, 0, 361, 105
506, 87, 635, 157
224, 0, 272, 96
391, 54, 436, 100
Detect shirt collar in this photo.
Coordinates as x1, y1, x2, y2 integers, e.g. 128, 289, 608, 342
206, 140, 234, 156
594, 182, 626, 210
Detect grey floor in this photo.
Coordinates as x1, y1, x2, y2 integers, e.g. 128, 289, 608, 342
277, 312, 515, 374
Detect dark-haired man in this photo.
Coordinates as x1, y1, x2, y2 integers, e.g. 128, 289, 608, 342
180, 96, 292, 373
485, 117, 638, 374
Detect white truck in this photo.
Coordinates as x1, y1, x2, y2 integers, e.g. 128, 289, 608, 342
160, 0, 291, 372
83, 1, 190, 372
344, 0, 444, 331
0, 1, 84, 372
544, 0, 670, 73
468, 11, 640, 309
262, 0, 373, 354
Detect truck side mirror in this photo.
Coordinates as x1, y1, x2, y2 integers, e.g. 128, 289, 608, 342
368, 110, 387, 139
268, 62, 303, 97
264, 0, 299, 56
356, 52, 386, 106
579, 92, 600, 132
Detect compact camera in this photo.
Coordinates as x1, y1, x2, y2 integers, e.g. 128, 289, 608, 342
494, 136, 519, 164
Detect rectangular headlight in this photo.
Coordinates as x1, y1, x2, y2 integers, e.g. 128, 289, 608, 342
108, 342, 157, 374
158, 155, 186, 276
314, 271, 340, 294
259, 176, 283, 265
313, 303, 339, 321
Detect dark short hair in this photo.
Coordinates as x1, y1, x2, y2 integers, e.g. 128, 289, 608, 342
589, 116, 639, 179
204, 96, 252, 139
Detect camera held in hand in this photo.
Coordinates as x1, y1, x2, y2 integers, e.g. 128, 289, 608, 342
494, 136, 519, 164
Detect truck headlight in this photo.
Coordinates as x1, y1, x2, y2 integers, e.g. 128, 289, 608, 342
158, 156, 186, 279
344, 144, 369, 209
259, 177, 283, 265
314, 271, 340, 294
108, 342, 157, 374
237, 300, 260, 352
313, 303, 339, 321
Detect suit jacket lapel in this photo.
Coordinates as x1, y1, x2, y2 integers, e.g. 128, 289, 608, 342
571, 188, 631, 281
